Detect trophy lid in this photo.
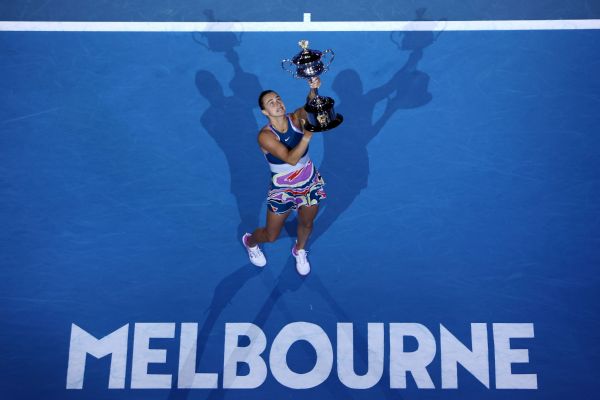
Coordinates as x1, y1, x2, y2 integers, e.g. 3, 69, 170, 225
291, 40, 323, 65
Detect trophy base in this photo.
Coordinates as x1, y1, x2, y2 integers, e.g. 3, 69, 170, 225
304, 114, 343, 132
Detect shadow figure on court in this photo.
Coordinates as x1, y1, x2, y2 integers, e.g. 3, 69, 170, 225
194, 32, 267, 240
308, 24, 435, 242
166, 262, 262, 400
210, 265, 405, 400
203, 260, 361, 400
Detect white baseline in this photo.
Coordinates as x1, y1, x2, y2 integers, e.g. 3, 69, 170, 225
1, 17, 600, 32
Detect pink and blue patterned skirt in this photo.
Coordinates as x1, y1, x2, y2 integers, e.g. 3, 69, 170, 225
267, 160, 326, 214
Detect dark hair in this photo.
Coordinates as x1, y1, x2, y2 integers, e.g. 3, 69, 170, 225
258, 90, 276, 110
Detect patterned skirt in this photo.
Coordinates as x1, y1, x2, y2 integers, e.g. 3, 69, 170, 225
267, 160, 326, 214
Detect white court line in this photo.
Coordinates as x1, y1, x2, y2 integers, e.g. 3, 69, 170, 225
1, 19, 600, 32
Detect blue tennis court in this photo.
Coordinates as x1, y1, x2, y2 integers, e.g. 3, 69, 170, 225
1, 2, 599, 399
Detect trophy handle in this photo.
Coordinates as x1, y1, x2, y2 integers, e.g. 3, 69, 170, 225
281, 59, 297, 78
321, 49, 335, 72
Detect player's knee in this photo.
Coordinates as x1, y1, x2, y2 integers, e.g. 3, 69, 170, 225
299, 219, 314, 231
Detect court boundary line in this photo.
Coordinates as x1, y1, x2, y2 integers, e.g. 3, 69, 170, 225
1, 19, 600, 32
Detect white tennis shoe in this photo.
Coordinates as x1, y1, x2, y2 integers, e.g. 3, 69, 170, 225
242, 233, 266, 267
292, 243, 310, 276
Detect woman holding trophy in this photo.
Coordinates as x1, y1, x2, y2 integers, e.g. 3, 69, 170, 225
242, 77, 325, 276
242, 40, 342, 276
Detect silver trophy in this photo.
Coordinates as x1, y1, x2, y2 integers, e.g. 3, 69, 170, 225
281, 40, 343, 132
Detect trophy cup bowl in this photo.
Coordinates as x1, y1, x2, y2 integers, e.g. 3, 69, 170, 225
281, 40, 343, 132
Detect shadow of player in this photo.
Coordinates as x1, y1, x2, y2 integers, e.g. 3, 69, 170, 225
166, 263, 262, 400
204, 259, 359, 400
305, 23, 435, 243
194, 49, 267, 241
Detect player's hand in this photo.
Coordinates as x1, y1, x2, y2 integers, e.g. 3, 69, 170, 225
300, 119, 314, 137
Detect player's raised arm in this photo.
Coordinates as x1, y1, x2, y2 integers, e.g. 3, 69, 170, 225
292, 77, 321, 122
